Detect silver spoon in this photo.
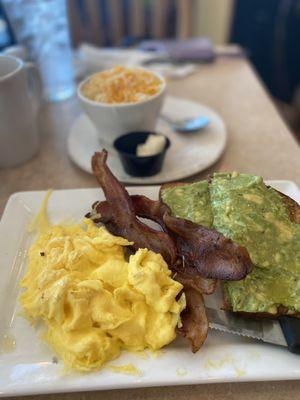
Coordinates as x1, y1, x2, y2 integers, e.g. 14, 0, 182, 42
160, 114, 210, 133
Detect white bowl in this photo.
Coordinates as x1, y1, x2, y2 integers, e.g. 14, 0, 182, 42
77, 69, 166, 145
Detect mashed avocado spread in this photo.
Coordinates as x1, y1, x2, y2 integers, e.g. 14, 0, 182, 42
161, 172, 300, 314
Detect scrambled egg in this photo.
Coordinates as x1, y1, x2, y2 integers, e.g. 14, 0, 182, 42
20, 196, 185, 372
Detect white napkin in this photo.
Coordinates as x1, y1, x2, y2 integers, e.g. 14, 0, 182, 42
74, 42, 197, 80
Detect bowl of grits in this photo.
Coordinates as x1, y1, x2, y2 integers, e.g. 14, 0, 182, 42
78, 66, 166, 145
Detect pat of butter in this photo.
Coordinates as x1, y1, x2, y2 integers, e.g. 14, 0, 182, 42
136, 134, 166, 157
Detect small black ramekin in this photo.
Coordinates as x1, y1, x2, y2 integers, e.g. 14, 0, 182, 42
113, 131, 170, 177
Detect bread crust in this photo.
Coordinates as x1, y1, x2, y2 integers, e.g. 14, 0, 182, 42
159, 182, 189, 200
160, 179, 300, 320
275, 189, 300, 224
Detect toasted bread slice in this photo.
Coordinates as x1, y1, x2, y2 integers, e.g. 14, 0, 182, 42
223, 187, 300, 319
160, 178, 300, 319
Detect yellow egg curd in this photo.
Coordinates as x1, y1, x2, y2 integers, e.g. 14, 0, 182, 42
20, 196, 185, 372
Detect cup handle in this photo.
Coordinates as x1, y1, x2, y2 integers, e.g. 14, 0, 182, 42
24, 62, 43, 110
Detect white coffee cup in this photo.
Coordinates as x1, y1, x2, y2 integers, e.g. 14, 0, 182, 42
0, 55, 41, 168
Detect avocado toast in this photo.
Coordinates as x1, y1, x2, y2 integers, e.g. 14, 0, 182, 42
160, 173, 300, 318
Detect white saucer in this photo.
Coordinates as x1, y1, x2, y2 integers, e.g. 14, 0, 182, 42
68, 96, 227, 184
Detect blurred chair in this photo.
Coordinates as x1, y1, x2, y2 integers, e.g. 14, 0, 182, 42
67, 0, 193, 47
231, 0, 300, 104
231, 0, 300, 141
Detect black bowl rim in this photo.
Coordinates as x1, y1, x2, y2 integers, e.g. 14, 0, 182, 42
113, 131, 171, 159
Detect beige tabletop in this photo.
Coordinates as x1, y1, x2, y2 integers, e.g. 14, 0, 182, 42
1, 56, 300, 399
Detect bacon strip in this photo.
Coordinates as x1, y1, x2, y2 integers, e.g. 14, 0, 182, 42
163, 213, 253, 281
130, 194, 168, 230
91, 194, 253, 281
178, 288, 208, 353
123, 195, 252, 281
91, 151, 177, 265
174, 270, 217, 295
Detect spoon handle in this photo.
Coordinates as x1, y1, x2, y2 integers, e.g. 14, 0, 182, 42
160, 114, 174, 125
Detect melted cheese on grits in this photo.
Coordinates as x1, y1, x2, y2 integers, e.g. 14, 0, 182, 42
20, 198, 185, 372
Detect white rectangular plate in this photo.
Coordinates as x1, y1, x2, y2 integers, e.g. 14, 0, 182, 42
0, 180, 300, 397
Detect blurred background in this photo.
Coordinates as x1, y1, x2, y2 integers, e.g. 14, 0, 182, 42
1, 0, 299, 141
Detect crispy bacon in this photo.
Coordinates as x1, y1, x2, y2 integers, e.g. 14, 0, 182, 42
174, 269, 217, 295
91, 151, 177, 265
91, 193, 253, 281
130, 195, 168, 229
123, 195, 253, 281
178, 288, 208, 353
163, 213, 253, 281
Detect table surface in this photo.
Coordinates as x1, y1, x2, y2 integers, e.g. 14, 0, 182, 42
1, 56, 300, 400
